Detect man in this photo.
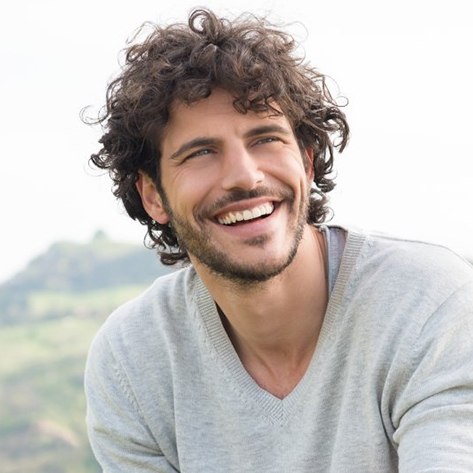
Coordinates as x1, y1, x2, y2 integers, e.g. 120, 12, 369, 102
85, 8, 473, 472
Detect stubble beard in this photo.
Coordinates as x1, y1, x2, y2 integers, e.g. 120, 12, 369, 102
160, 189, 309, 286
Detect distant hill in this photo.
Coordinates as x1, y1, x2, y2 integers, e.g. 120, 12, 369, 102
0, 231, 172, 325
0, 231, 175, 473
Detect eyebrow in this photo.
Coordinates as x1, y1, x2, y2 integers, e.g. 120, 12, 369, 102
169, 138, 219, 161
168, 124, 292, 161
243, 124, 292, 139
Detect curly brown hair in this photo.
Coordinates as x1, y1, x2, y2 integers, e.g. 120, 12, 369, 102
88, 8, 349, 265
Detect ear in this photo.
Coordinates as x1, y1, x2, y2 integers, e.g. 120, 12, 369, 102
135, 172, 170, 224
303, 148, 315, 182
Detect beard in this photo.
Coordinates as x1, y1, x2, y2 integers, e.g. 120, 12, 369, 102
160, 187, 309, 285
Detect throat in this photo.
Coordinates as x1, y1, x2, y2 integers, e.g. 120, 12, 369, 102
219, 308, 318, 399
242, 351, 315, 399
211, 225, 328, 398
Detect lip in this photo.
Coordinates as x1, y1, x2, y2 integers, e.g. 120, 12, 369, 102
211, 201, 283, 239
212, 197, 278, 221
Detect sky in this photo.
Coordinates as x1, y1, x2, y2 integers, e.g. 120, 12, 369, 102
1, 0, 472, 283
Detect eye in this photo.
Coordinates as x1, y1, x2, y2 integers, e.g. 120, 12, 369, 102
185, 148, 213, 160
254, 136, 280, 146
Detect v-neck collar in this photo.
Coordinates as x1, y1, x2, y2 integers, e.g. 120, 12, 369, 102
193, 227, 366, 425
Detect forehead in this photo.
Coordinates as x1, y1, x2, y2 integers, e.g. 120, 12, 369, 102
160, 89, 293, 151
169, 88, 239, 119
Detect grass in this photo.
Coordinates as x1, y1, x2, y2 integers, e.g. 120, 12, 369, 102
27, 284, 148, 320
0, 284, 148, 473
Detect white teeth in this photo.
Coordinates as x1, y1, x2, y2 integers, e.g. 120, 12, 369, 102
253, 207, 262, 218
217, 203, 275, 225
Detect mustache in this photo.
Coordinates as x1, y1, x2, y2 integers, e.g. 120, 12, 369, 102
199, 186, 295, 219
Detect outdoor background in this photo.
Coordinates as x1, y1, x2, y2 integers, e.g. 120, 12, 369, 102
1, 0, 472, 471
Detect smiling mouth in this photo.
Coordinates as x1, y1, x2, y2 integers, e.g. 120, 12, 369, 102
217, 202, 275, 225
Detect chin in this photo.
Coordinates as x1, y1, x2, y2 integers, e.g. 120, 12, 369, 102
204, 247, 299, 285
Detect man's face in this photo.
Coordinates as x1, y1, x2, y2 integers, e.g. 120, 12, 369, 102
141, 89, 314, 283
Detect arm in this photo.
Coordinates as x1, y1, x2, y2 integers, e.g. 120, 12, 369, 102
85, 330, 179, 473
393, 282, 473, 472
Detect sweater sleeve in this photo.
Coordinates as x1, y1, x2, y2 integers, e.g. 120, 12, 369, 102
392, 281, 473, 473
84, 328, 179, 473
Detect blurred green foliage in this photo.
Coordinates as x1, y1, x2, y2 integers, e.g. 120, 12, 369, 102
0, 232, 172, 472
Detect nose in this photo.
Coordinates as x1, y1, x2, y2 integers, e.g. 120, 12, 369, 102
220, 146, 265, 191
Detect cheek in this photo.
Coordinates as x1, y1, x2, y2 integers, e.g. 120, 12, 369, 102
166, 178, 214, 218
267, 150, 309, 183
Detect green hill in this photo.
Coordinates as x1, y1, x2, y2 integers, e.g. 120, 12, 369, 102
0, 230, 170, 325
0, 232, 173, 473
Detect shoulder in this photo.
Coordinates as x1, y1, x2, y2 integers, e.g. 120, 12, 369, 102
87, 265, 201, 365
333, 226, 473, 345
348, 227, 473, 298
333, 227, 473, 391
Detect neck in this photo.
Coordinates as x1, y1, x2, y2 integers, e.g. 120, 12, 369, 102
192, 225, 328, 397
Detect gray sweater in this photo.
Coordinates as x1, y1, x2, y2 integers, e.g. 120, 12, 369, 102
85, 227, 473, 472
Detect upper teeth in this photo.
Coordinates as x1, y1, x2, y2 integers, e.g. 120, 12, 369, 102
217, 203, 274, 225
